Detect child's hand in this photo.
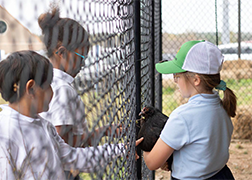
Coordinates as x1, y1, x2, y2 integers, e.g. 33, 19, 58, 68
105, 124, 124, 137
136, 137, 144, 146
104, 124, 119, 136
135, 137, 144, 160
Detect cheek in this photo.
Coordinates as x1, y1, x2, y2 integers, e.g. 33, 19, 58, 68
177, 81, 188, 95
74, 57, 82, 69
69, 57, 82, 74
45, 88, 53, 104
42, 88, 53, 111
177, 80, 184, 90
74, 60, 82, 71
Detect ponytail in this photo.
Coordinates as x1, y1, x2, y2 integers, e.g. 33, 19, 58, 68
222, 87, 237, 117
197, 74, 237, 117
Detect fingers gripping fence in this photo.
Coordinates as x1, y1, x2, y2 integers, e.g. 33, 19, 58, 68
0, 0, 162, 180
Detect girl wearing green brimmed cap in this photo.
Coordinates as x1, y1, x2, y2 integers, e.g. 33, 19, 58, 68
142, 40, 236, 179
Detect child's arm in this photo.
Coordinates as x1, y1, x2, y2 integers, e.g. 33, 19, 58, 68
58, 135, 125, 173
51, 123, 125, 172
59, 131, 142, 173
56, 124, 123, 147
143, 138, 174, 170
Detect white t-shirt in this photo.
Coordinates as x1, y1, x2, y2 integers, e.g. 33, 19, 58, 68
160, 92, 233, 180
40, 68, 88, 135
0, 105, 124, 180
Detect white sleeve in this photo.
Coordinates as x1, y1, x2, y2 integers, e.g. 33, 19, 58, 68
45, 85, 89, 135
51, 126, 125, 172
59, 137, 126, 172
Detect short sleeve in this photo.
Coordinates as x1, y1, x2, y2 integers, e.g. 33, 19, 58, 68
160, 110, 189, 150
42, 85, 88, 135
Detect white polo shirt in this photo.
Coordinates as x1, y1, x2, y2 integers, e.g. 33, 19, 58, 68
40, 68, 88, 135
0, 105, 124, 180
160, 92, 233, 180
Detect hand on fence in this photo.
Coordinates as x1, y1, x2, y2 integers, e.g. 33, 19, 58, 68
105, 124, 123, 137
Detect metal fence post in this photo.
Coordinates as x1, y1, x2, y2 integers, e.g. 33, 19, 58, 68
151, 1, 156, 178
134, 0, 142, 179
151, 0, 155, 108
158, 0, 163, 112
238, 0, 241, 59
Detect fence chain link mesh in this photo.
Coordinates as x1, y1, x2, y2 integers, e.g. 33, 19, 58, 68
2, 0, 251, 179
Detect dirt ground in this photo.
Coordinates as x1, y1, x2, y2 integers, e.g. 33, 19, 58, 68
155, 139, 252, 180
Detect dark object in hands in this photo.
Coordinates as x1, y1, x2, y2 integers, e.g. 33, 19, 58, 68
137, 106, 173, 171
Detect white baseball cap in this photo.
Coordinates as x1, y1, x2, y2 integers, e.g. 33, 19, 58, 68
156, 40, 224, 75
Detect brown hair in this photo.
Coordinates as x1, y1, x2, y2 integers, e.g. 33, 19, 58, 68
0, 51, 53, 103
38, 7, 90, 57
196, 73, 237, 117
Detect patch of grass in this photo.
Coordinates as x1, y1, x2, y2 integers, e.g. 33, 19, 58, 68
79, 173, 93, 180
79, 158, 126, 180
223, 78, 252, 106
162, 93, 178, 116
229, 149, 235, 154
235, 144, 243, 149
162, 82, 178, 115
243, 151, 248, 154
162, 86, 176, 94
234, 165, 241, 170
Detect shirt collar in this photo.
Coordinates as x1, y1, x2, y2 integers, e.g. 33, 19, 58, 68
0, 104, 41, 123
189, 91, 220, 103
53, 68, 74, 84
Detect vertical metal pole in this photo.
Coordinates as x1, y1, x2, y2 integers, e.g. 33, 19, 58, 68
151, 0, 155, 108
215, 0, 218, 45
222, 0, 230, 44
238, 0, 241, 60
151, 2, 156, 179
134, 0, 142, 179
158, 0, 163, 112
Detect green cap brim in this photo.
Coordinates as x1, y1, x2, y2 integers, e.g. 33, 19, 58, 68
155, 60, 186, 74
156, 40, 205, 74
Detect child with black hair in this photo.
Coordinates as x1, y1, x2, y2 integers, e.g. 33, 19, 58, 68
38, 6, 122, 149
37, 7, 124, 179
0, 51, 128, 180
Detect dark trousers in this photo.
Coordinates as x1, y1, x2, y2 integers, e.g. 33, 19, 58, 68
171, 165, 235, 180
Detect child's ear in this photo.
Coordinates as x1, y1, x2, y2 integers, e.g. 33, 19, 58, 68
56, 46, 67, 57
194, 74, 201, 86
26, 80, 35, 96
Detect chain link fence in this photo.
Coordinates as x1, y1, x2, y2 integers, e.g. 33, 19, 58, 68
162, 0, 252, 141
2, 0, 251, 179
0, 0, 161, 179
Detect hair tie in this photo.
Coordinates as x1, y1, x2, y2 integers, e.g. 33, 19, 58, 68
215, 80, 226, 91
13, 83, 18, 92
13, 82, 20, 99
